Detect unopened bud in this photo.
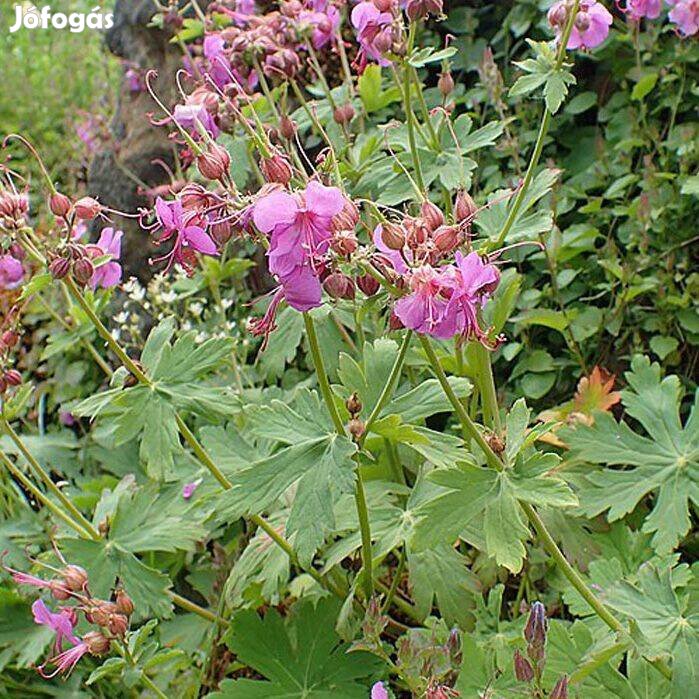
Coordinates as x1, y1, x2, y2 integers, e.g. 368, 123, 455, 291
438, 72, 454, 97
332, 199, 360, 233
108, 613, 129, 636
357, 273, 379, 297
348, 417, 365, 441
550, 676, 568, 699
260, 154, 292, 185
3, 369, 22, 387
389, 312, 404, 331
50, 192, 72, 218
333, 103, 355, 125
574, 11, 591, 32
61, 565, 88, 592
49, 580, 71, 600
1, 330, 19, 348
524, 601, 547, 662
548, 3, 568, 27
84, 631, 111, 656
279, 115, 298, 141
433, 224, 459, 253
454, 189, 478, 223
331, 231, 359, 257
421, 200, 445, 232
115, 588, 134, 616
373, 0, 393, 10
197, 143, 230, 182
73, 197, 101, 221
346, 392, 362, 416
514, 650, 534, 682
9, 243, 25, 261
49, 257, 71, 280
323, 271, 355, 300
374, 28, 393, 54
380, 222, 405, 251
73, 257, 94, 286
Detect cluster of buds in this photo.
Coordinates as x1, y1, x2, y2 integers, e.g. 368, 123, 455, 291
333, 103, 356, 126
48, 243, 96, 286
3, 557, 135, 678
513, 602, 568, 698
196, 142, 231, 182
260, 152, 293, 185
345, 392, 365, 441
0, 189, 29, 231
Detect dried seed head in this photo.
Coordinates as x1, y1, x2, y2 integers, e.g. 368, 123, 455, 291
380, 222, 405, 251
107, 613, 129, 636
84, 631, 111, 656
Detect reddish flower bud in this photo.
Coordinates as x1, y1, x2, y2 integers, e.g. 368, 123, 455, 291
331, 231, 359, 257
84, 631, 111, 656
346, 392, 362, 416
348, 417, 365, 440
454, 189, 478, 223
332, 199, 360, 233
49, 580, 71, 601
50, 192, 72, 218
374, 28, 393, 54
438, 71, 455, 97
197, 143, 231, 181
323, 271, 355, 300
73, 197, 101, 221
373, 0, 393, 10
108, 613, 129, 636
49, 257, 71, 280
279, 115, 298, 141
380, 222, 405, 251
260, 154, 292, 185
514, 650, 534, 682
421, 200, 445, 232
3, 369, 22, 387
550, 676, 569, 699
524, 601, 547, 663
433, 224, 459, 253
210, 220, 233, 246
357, 273, 380, 297
115, 589, 135, 617
574, 11, 591, 32
73, 257, 95, 286
333, 103, 355, 125
61, 565, 89, 592
90, 601, 119, 627
1, 330, 19, 348
389, 312, 404, 331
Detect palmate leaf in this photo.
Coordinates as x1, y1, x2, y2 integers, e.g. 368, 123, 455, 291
73, 317, 236, 479
413, 400, 577, 573
211, 598, 381, 698
564, 355, 699, 553
218, 389, 357, 565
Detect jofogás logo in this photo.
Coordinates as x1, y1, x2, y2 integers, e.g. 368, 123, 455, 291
9, 4, 114, 33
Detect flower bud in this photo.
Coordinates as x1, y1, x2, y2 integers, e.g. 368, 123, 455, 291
60, 565, 88, 592
421, 200, 445, 232
374, 28, 393, 54
49, 580, 71, 601
73, 257, 95, 286
108, 613, 129, 636
380, 222, 405, 251
197, 143, 231, 182
9, 243, 25, 261
357, 273, 379, 297
73, 197, 101, 221
323, 271, 355, 300
389, 312, 404, 331
260, 154, 292, 185
1, 330, 19, 348
210, 220, 233, 246
279, 115, 298, 141
433, 224, 459, 253
3, 369, 22, 387
574, 10, 591, 32
550, 676, 569, 699
548, 3, 568, 27
90, 601, 118, 627
333, 103, 355, 125
84, 631, 111, 656
438, 72, 454, 97
331, 231, 359, 257
454, 189, 478, 223
348, 417, 365, 441
50, 192, 72, 218
373, 0, 393, 10
49, 257, 71, 280
346, 392, 362, 417
514, 650, 534, 682
115, 588, 134, 617
332, 199, 360, 233
524, 601, 547, 663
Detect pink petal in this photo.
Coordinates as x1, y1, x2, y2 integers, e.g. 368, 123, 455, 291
304, 181, 345, 218
281, 266, 322, 311
253, 191, 298, 233
183, 227, 218, 255
155, 198, 175, 230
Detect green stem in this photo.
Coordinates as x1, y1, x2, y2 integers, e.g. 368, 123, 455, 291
493, 0, 580, 248
168, 591, 227, 626
411, 67, 439, 149
303, 313, 374, 599
401, 23, 426, 195
569, 640, 629, 686
360, 331, 413, 445
419, 336, 501, 469
1, 418, 100, 539
175, 414, 232, 490
251, 56, 281, 121
381, 547, 406, 614
0, 448, 92, 538
473, 343, 501, 434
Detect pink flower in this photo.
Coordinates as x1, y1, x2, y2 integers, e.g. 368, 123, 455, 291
0, 254, 23, 290
173, 103, 219, 139
667, 0, 699, 35
371, 682, 389, 699
38, 640, 90, 678
372, 225, 410, 275
151, 197, 218, 273
351, 2, 394, 71
550, 1, 613, 49
90, 227, 123, 289
619, 0, 663, 19
32, 599, 78, 653
253, 181, 345, 281
300, 1, 341, 49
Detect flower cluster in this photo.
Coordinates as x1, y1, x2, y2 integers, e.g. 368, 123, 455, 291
3, 558, 134, 678
548, 0, 614, 49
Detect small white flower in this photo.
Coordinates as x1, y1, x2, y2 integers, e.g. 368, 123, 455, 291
190, 302, 203, 316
